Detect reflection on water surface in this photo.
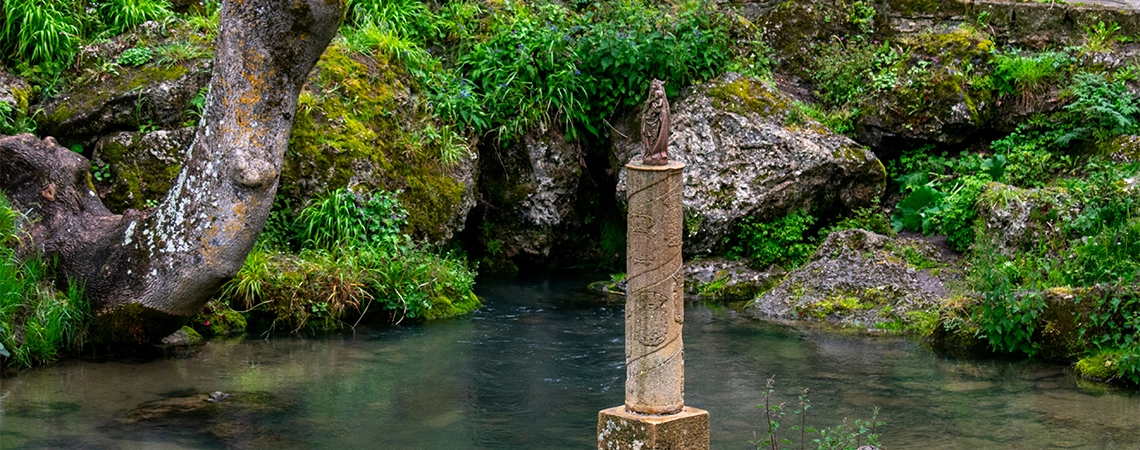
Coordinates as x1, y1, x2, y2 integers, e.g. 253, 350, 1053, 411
1, 276, 1138, 449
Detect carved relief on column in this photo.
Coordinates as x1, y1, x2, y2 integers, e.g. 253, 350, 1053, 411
624, 160, 685, 415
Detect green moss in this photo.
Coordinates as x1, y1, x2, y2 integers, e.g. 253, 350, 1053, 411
831, 145, 866, 163
46, 59, 195, 129
885, 241, 942, 269
707, 76, 787, 118
96, 134, 183, 212
422, 292, 483, 320
1076, 351, 1122, 380
797, 295, 874, 319
283, 42, 469, 242
191, 300, 248, 337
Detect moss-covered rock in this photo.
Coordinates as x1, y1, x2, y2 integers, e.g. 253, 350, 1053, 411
0, 69, 31, 115
684, 258, 784, 302
747, 229, 959, 332
159, 326, 204, 347
421, 292, 483, 320
283, 42, 476, 243
613, 73, 886, 255
856, 23, 996, 146
1103, 134, 1140, 163
974, 182, 1079, 258
91, 128, 193, 212
36, 22, 213, 147
191, 300, 248, 337
1076, 350, 1127, 381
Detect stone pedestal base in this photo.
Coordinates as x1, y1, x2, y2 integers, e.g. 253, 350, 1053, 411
597, 406, 709, 450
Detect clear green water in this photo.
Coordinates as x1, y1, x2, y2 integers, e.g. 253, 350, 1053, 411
1, 276, 1138, 449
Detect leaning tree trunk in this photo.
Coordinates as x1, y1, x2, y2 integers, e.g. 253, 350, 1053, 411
0, 0, 343, 344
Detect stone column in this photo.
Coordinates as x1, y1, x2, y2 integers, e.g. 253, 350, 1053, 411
623, 160, 686, 414
597, 160, 708, 450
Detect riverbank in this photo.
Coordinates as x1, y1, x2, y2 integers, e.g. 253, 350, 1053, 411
3, 276, 1138, 448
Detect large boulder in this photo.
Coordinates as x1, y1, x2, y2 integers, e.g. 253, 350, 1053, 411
747, 229, 956, 329
255, 42, 478, 243
613, 73, 886, 255
477, 128, 581, 261
854, 24, 997, 147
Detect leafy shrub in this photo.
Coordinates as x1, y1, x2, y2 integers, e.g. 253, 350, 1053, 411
821, 201, 893, 236
1057, 71, 1139, 145
727, 210, 817, 270
340, 0, 730, 144
891, 151, 1002, 251
968, 252, 1046, 356
807, 37, 901, 108
116, 47, 152, 66
989, 122, 1074, 188
1082, 21, 1124, 54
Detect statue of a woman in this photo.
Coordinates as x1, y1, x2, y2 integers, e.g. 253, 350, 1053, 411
640, 79, 670, 165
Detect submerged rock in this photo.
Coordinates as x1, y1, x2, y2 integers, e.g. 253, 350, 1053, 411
159, 326, 204, 347
613, 73, 886, 255
747, 229, 957, 330
117, 390, 302, 447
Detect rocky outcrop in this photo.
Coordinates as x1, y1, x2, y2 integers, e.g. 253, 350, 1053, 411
742, 0, 1140, 147
747, 229, 957, 329
92, 128, 195, 212
477, 128, 582, 260
613, 73, 886, 255
38, 32, 212, 147
742, 0, 1140, 51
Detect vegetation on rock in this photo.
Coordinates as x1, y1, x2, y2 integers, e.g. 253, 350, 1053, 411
218, 188, 479, 332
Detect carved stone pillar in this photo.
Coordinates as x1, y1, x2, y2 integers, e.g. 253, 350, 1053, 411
623, 160, 685, 414
596, 159, 708, 450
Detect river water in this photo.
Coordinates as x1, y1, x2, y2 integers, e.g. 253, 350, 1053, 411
2, 276, 1138, 449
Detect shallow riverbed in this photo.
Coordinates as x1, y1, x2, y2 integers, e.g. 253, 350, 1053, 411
2, 275, 1138, 449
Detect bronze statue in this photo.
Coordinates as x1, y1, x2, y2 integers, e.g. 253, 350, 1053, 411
640, 79, 670, 165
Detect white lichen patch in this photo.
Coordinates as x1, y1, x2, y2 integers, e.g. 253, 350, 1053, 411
123, 220, 136, 246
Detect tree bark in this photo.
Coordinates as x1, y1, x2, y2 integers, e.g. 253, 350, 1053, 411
0, 0, 343, 344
